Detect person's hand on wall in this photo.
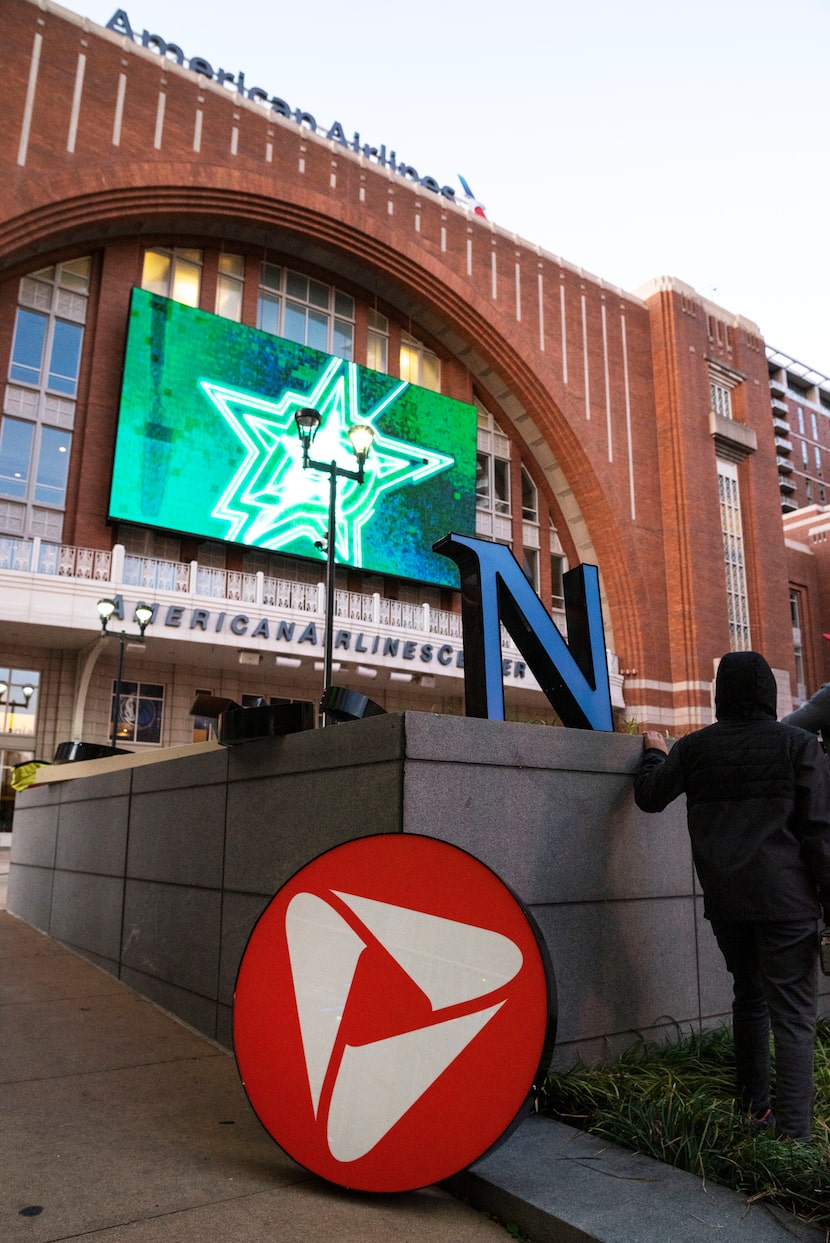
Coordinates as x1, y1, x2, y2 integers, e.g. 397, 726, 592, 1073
642, 730, 668, 753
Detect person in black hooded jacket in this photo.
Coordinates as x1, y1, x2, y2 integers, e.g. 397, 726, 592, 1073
634, 650, 830, 1142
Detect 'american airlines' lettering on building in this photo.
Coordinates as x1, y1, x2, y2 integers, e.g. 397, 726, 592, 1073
106, 10, 458, 202
102, 594, 530, 680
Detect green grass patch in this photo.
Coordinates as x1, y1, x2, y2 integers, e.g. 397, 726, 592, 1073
539, 1022, 830, 1227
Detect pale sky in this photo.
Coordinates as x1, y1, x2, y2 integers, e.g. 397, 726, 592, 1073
81, 0, 830, 376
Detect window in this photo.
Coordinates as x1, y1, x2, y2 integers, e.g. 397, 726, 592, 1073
2, 259, 89, 539
257, 262, 282, 334
400, 332, 440, 392
710, 380, 733, 420
802, 440, 809, 467
812, 412, 819, 440
476, 451, 510, 516
521, 466, 538, 523
550, 553, 565, 611
215, 254, 245, 321
110, 681, 164, 745
798, 406, 805, 434
141, 247, 202, 306
0, 418, 33, 498
256, 264, 354, 359
119, 524, 181, 561
523, 547, 539, 591
34, 426, 71, 504
475, 405, 512, 541
0, 747, 34, 832
367, 309, 389, 373
9, 311, 83, 396
718, 461, 750, 651
816, 446, 822, 475
790, 591, 806, 698
550, 522, 567, 612
192, 688, 213, 743
0, 668, 39, 736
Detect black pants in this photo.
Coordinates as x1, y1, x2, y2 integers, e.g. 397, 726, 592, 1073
710, 919, 818, 1142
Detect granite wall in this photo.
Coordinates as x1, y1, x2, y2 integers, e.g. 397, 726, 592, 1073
10, 713, 825, 1067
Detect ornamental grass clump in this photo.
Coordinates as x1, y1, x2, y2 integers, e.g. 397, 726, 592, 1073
540, 1022, 830, 1228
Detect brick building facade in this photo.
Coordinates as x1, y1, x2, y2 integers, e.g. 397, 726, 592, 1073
0, 0, 820, 826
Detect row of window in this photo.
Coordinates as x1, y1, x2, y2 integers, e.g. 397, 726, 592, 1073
0, 249, 449, 541
2, 247, 565, 609
1, 259, 90, 537
796, 404, 823, 442
0, 668, 306, 752
799, 440, 822, 473
139, 247, 444, 392
475, 406, 566, 607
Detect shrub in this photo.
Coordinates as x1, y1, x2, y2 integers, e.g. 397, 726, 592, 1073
540, 1023, 830, 1227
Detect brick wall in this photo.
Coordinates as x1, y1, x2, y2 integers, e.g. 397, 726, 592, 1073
0, 0, 798, 726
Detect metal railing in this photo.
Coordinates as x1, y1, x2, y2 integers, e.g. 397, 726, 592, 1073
2, 536, 531, 645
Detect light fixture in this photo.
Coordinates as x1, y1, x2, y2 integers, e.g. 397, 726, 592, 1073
0, 680, 35, 705
188, 693, 314, 746
0, 678, 37, 733
134, 602, 153, 635
96, 599, 155, 748
294, 407, 322, 465
346, 423, 376, 471
294, 407, 376, 722
96, 597, 116, 631
320, 686, 386, 723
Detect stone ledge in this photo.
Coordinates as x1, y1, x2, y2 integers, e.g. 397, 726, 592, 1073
447, 1115, 824, 1243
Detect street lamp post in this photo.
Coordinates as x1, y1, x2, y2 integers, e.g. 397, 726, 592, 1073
294, 408, 375, 719
96, 599, 154, 748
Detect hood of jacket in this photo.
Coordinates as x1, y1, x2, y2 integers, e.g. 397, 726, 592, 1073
715, 651, 778, 720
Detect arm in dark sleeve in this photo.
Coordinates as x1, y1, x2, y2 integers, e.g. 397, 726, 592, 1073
782, 684, 830, 733
792, 733, 830, 917
633, 742, 685, 813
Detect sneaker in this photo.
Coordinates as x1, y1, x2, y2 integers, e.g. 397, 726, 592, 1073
750, 1107, 775, 1133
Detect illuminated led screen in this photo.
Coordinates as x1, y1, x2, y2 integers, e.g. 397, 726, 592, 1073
109, 289, 477, 587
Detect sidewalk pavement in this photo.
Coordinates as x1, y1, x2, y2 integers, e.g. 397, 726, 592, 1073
0, 896, 513, 1243
3, 846, 825, 1243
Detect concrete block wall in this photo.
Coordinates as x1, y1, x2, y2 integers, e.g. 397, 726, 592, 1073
9, 713, 829, 1067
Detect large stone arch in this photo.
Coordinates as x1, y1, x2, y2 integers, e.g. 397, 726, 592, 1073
0, 169, 645, 666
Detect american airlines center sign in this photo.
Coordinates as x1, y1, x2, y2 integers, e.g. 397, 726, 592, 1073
234, 834, 554, 1192
106, 10, 458, 201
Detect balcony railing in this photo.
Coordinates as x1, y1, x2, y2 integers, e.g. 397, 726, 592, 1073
1, 537, 568, 652
0, 536, 112, 579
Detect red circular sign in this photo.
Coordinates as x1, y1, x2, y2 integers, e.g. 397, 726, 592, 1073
233, 834, 554, 1191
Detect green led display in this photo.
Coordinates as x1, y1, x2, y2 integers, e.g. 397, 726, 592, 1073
109, 290, 477, 587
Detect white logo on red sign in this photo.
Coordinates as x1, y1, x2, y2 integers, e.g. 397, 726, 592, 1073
234, 834, 553, 1192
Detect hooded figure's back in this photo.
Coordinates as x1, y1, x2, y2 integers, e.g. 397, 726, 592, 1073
714, 650, 778, 722
634, 651, 830, 922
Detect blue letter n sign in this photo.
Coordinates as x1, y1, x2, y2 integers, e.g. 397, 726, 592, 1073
434, 533, 613, 730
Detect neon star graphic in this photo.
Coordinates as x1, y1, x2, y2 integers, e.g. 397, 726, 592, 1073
199, 358, 456, 563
